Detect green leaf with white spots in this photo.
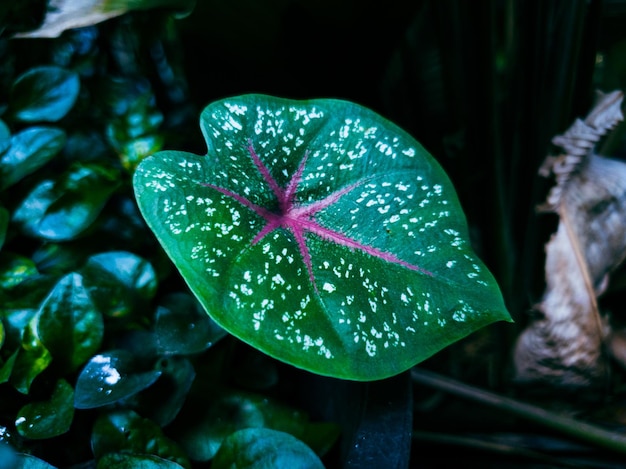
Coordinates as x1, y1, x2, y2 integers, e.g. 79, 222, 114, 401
133, 94, 511, 381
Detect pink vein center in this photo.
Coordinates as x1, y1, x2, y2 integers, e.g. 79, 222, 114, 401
204, 140, 431, 291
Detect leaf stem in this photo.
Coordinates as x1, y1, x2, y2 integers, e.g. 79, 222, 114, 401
411, 367, 626, 455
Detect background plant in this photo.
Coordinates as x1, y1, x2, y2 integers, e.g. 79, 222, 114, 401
1, 0, 626, 468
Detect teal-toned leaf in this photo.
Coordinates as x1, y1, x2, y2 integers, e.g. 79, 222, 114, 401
15, 454, 57, 469
74, 350, 161, 409
36, 273, 103, 372
97, 453, 184, 469
0, 127, 66, 190
132, 356, 195, 427
80, 251, 157, 318
133, 94, 511, 381
0, 119, 10, 154
155, 293, 226, 355
8, 66, 80, 122
12, 163, 120, 241
0, 206, 8, 251
15, 379, 74, 439
212, 428, 324, 469
91, 410, 190, 469
172, 389, 329, 462
0, 442, 18, 468
0, 253, 39, 290
9, 317, 52, 394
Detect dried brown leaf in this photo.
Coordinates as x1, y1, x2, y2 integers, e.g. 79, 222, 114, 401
514, 90, 626, 387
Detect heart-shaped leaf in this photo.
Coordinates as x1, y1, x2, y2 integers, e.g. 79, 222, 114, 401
15, 379, 74, 439
134, 94, 511, 381
212, 428, 324, 469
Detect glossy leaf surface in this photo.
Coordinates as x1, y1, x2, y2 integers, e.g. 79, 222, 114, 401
15, 379, 74, 439
13, 163, 120, 241
36, 273, 103, 372
91, 410, 190, 468
134, 95, 510, 380
212, 428, 324, 469
74, 350, 161, 409
8, 66, 79, 122
154, 293, 226, 355
172, 389, 337, 461
0, 127, 66, 190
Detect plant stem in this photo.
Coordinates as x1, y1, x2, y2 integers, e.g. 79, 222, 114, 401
411, 367, 626, 455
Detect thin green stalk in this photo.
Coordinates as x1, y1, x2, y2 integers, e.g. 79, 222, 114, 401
411, 368, 626, 455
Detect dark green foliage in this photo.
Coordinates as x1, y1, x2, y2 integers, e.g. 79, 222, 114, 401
2, 1, 626, 468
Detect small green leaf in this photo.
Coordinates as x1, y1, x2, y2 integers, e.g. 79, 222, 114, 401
133, 95, 511, 381
0, 206, 8, 251
74, 350, 161, 409
9, 317, 52, 394
80, 251, 157, 318
172, 389, 327, 462
155, 293, 226, 355
97, 453, 185, 469
0, 119, 10, 154
0, 253, 38, 290
36, 273, 104, 372
0, 127, 66, 190
15, 379, 74, 439
132, 356, 195, 427
13, 163, 120, 241
0, 442, 18, 468
91, 410, 190, 468
0, 349, 18, 384
212, 428, 324, 469
8, 66, 80, 123
15, 454, 58, 468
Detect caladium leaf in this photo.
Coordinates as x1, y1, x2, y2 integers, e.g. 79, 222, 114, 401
134, 95, 510, 381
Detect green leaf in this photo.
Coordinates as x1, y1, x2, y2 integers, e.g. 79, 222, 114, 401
0, 119, 10, 154
0, 350, 18, 384
74, 350, 161, 409
80, 251, 157, 318
172, 389, 331, 462
8, 66, 80, 123
9, 317, 52, 394
91, 410, 190, 469
133, 94, 511, 381
36, 273, 104, 372
132, 356, 195, 427
0, 127, 66, 190
212, 428, 324, 469
0, 442, 18, 468
0, 253, 39, 290
154, 293, 226, 355
15, 379, 74, 439
97, 453, 185, 469
13, 163, 120, 241
0, 206, 8, 251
